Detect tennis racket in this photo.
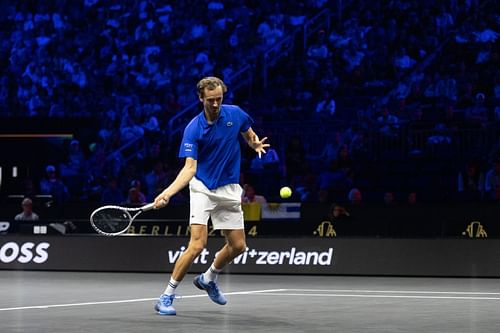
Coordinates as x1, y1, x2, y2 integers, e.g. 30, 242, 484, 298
90, 202, 155, 236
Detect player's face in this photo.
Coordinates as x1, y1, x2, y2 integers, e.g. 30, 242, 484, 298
201, 86, 223, 121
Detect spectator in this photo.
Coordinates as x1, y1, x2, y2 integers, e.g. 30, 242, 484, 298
39, 165, 69, 204
342, 42, 365, 72
61, 139, 87, 198
427, 123, 452, 146
294, 173, 319, 202
14, 198, 39, 221
334, 144, 354, 175
314, 91, 336, 120
250, 146, 280, 171
125, 186, 146, 205
393, 47, 416, 71
376, 107, 400, 136
130, 180, 147, 203
465, 93, 489, 125
144, 161, 170, 201
347, 188, 363, 205
435, 6, 454, 37
457, 161, 485, 198
241, 184, 267, 204
349, 128, 371, 160
63, 139, 86, 174
100, 178, 123, 205
307, 30, 329, 60
326, 203, 350, 223
120, 115, 145, 143
87, 142, 107, 180
484, 160, 500, 201
311, 131, 343, 165
407, 192, 418, 205
383, 191, 397, 206
318, 160, 352, 195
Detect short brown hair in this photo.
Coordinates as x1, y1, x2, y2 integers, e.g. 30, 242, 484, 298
196, 77, 227, 98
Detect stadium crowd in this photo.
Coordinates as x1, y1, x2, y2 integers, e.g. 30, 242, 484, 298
0, 0, 498, 212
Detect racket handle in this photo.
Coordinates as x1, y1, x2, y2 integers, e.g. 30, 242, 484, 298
141, 202, 156, 212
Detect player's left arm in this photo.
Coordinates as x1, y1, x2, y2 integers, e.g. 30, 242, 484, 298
242, 127, 270, 158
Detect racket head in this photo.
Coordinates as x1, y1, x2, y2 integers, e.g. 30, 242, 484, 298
90, 206, 134, 236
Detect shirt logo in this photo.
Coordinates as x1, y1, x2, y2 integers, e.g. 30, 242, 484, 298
184, 143, 193, 152
226, 122, 233, 127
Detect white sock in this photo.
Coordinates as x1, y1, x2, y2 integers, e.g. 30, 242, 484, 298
202, 263, 222, 282
164, 278, 179, 295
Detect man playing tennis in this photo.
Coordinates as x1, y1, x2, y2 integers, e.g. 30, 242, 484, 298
153, 77, 269, 315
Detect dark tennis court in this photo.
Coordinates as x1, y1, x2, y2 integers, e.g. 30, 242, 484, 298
1, 271, 499, 333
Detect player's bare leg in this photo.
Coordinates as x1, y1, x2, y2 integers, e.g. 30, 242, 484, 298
171, 224, 208, 281
193, 229, 246, 305
214, 229, 247, 269
156, 224, 207, 315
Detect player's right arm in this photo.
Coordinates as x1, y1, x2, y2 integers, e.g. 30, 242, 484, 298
153, 157, 197, 208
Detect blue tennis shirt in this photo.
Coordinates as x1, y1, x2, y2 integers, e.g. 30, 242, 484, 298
179, 104, 253, 190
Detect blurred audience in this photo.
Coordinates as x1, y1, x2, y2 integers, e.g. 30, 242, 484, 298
2, 0, 499, 207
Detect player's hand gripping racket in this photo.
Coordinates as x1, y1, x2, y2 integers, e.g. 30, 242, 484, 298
90, 202, 155, 236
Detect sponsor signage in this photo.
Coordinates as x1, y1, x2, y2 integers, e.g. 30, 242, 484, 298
1, 236, 500, 277
166, 246, 334, 267
0, 221, 9, 233
0, 241, 50, 264
0, 237, 337, 274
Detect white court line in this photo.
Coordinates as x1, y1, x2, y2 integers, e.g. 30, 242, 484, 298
285, 289, 500, 295
252, 292, 500, 301
0, 289, 286, 312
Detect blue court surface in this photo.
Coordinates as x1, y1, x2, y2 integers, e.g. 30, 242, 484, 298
1, 271, 499, 333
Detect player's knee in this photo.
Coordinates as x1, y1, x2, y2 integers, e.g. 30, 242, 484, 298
231, 241, 247, 255
188, 242, 205, 257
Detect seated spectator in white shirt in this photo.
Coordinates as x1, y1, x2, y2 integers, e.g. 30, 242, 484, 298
242, 184, 267, 204
14, 198, 39, 221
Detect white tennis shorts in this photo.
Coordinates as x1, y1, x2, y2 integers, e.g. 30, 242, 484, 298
189, 177, 244, 230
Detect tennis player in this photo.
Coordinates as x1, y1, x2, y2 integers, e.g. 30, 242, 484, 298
153, 77, 269, 315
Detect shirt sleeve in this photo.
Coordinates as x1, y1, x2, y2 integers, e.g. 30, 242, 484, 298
238, 107, 254, 132
179, 122, 198, 159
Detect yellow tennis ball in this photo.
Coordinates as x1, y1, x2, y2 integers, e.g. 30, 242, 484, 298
280, 186, 292, 199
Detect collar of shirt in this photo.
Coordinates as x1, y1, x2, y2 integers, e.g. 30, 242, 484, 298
200, 105, 226, 128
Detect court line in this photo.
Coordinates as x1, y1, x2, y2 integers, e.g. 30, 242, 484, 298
285, 289, 500, 295
4, 288, 498, 312
0, 288, 286, 312
252, 292, 500, 301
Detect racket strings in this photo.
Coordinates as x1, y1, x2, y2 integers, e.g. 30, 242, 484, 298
92, 208, 132, 234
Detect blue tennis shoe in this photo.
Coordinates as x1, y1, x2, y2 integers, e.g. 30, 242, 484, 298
193, 274, 227, 305
155, 294, 176, 315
